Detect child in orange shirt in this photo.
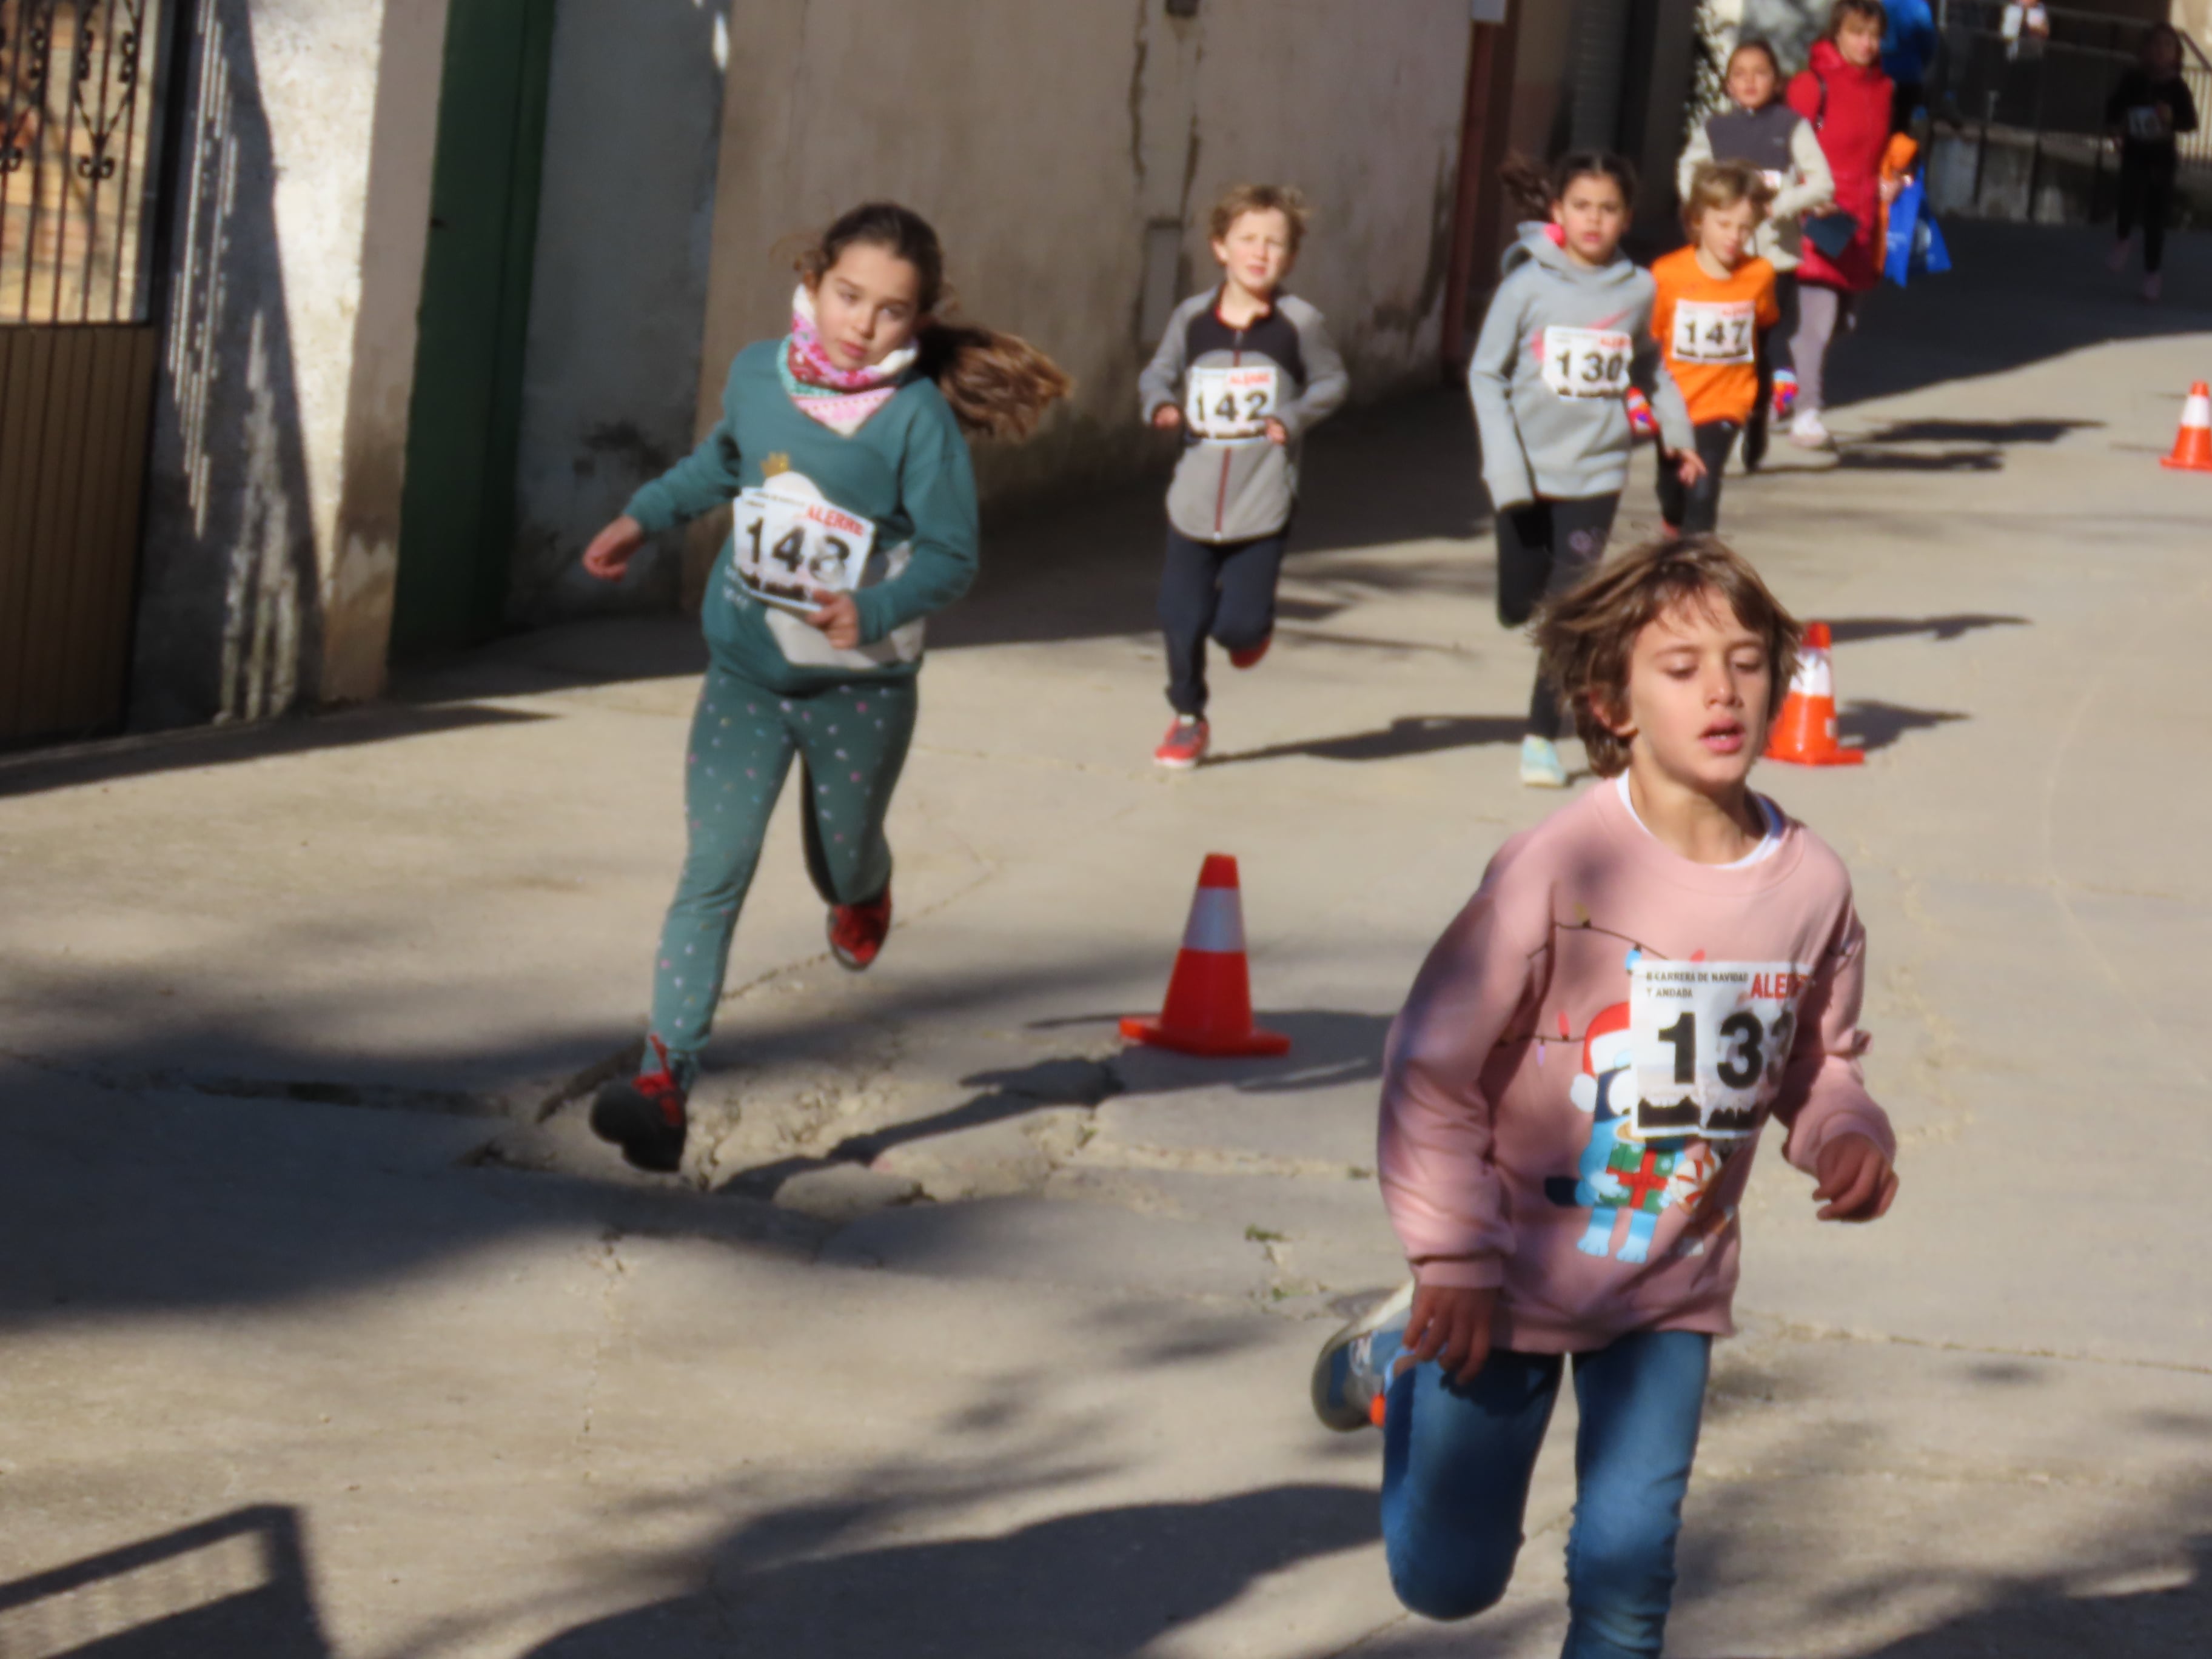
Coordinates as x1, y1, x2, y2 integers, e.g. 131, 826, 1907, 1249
1651, 162, 1780, 535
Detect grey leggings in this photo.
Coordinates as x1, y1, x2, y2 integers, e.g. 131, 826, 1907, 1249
1789, 284, 1859, 417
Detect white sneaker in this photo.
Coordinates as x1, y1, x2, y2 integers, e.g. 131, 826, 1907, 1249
1520, 734, 1568, 788
1788, 409, 1834, 450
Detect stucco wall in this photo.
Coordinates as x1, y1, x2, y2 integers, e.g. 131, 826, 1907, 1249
133, 0, 447, 726
581, 0, 1475, 609
508, 0, 729, 624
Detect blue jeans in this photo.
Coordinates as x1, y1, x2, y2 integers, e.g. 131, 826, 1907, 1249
1379, 1329, 1711, 1658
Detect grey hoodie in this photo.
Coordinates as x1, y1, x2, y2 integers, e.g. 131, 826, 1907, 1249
1139, 289, 1348, 543
1467, 226, 1695, 512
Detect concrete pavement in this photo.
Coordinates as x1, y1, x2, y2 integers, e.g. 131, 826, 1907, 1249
2, 223, 2211, 1656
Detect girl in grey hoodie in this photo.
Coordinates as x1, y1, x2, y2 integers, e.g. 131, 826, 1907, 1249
1467, 153, 1700, 788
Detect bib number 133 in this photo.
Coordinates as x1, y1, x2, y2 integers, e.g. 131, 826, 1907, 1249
1627, 960, 1809, 1142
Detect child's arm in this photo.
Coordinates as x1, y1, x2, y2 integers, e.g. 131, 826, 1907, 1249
1278, 306, 1349, 439
1466, 276, 1536, 511
2171, 79, 2200, 136
1774, 119, 1837, 220
1138, 307, 1191, 426
1770, 897, 1900, 1210
1634, 317, 1698, 459
839, 400, 982, 645
1378, 849, 1549, 1292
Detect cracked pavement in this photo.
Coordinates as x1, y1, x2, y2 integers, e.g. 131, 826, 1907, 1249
2, 224, 2211, 1655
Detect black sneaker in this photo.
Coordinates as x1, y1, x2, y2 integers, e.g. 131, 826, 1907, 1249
590, 1040, 689, 1173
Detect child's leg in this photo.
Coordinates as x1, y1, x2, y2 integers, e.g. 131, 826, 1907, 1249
1208, 529, 1290, 655
795, 677, 919, 906
1790, 284, 1841, 415
1654, 444, 1688, 531
1562, 1331, 1712, 1659
1380, 1348, 1566, 1621
1495, 501, 1557, 630
649, 668, 801, 1083
2116, 156, 2145, 250
2144, 165, 2174, 275
1524, 495, 1618, 740
1680, 421, 1736, 535
1158, 527, 1225, 717
1769, 272, 1799, 378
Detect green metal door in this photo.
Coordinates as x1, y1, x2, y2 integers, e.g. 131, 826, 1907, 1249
390, 0, 556, 657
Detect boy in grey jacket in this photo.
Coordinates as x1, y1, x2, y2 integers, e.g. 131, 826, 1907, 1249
1469, 153, 1698, 788
1137, 184, 1348, 769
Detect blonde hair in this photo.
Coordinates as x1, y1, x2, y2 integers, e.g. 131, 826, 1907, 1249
1682, 159, 1775, 235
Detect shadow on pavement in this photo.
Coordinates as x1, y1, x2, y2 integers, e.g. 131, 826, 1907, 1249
517, 1484, 1379, 1659
1826, 614, 2029, 645
1211, 713, 1524, 767
0, 1507, 332, 1658
1837, 699, 1971, 754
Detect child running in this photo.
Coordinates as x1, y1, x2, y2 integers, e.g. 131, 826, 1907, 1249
1785, 0, 1899, 450
1311, 535, 1900, 1657
578, 202, 1069, 1171
1138, 184, 1348, 770
1651, 163, 1780, 535
1469, 152, 1701, 791
1676, 38, 1835, 467
2106, 23, 2199, 304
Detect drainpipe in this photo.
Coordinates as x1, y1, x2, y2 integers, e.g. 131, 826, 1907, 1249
1443, 1, 1516, 378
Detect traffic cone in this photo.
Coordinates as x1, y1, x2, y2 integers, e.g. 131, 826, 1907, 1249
1121, 854, 1291, 1057
2161, 382, 2212, 472
1765, 622, 1865, 767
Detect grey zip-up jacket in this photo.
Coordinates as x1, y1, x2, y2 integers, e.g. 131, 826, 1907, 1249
1138, 289, 1349, 543
1467, 226, 1695, 512
1677, 104, 1836, 271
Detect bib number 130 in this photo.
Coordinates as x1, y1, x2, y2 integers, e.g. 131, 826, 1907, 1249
1541, 327, 1633, 399
1627, 960, 1809, 1142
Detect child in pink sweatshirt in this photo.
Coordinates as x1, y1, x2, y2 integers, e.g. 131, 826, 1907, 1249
1311, 535, 1899, 1657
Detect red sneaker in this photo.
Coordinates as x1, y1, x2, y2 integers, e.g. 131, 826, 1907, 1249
1228, 635, 1272, 670
1153, 716, 1209, 770
590, 1036, 689, 1173
828, 886, 893, 971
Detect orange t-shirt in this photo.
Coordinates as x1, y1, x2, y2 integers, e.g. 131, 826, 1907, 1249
1651, 248, 1781, 427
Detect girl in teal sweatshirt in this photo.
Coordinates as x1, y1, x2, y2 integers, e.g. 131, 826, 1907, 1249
579, 203, 1070, 1173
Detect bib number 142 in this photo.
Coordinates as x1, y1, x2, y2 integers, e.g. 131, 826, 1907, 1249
1627, 960, 1809, 1141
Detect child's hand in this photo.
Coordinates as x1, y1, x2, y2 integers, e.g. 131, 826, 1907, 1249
1151, 404, 1184, 431
1672, 450, 1709, 488
1265, 417, 1289, 446
1814, 1134, 1899, 1222
581, 515, 646, 581
1401, 1281, 1498, 1386
806, 592, 862, 649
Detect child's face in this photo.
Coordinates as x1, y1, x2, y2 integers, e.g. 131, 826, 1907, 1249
1213, 209, 1295, 299
1695, 197, 1762, 270
1608, 594, 1774, 795
809, 242, 926, 371
2147, 33, 2181, 77
1552, 175, 1628, 265
1837, 14, 1884, 68
1727, 50, 1777, 110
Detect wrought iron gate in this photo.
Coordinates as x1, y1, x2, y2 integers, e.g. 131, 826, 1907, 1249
0, 0, 169, 745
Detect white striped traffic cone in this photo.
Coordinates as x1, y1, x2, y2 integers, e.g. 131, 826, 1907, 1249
1120, 854, 1290, 1057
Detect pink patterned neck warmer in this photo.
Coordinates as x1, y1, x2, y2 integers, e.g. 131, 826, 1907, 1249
782, 285, 920, 436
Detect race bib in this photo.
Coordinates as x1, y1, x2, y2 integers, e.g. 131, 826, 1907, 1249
732, 482, 877, 613
2127, 104, 2166, 139
1541, 326, 1632, 399
1670, 300, 1757, 366
1625, 960, 1810, 1142
1760, 168, 1787, 192
1186, 364, 1280, 441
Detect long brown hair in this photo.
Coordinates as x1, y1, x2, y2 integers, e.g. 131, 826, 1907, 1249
799, 203, 1071, 442
1499, 150, 1640, 223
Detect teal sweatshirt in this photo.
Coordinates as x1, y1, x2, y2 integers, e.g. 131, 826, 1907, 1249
625, 338, 980, 692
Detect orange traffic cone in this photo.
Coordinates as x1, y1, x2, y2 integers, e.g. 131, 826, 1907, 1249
1765, 622, 1865, 767
2162, 382, 2212, 472
1121, 854, 1290, 1057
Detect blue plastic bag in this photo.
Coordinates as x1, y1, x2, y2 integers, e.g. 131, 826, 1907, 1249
1884, 174, 1952, 285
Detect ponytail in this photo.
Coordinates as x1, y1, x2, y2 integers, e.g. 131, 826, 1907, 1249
799, 201, 1072, 442
1498, 149, 1640, 220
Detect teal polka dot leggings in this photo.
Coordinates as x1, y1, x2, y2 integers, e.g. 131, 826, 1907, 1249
648, 665, 916, 1085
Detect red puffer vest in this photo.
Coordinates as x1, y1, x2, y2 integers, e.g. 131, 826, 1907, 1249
1787, 39, 1894, 291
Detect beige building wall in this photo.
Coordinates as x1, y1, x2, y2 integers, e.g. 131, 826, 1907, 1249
674, 0, 1472, 596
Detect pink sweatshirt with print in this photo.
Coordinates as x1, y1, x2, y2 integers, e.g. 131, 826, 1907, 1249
1378, 781, 1895, 1353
